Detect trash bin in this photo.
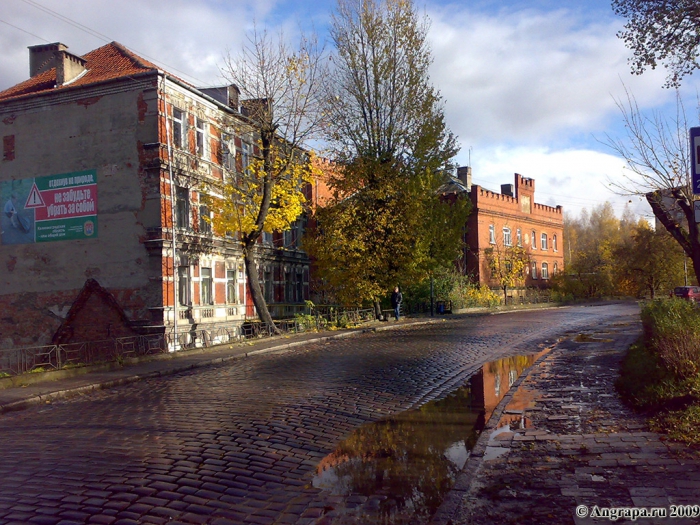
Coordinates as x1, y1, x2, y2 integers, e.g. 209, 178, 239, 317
436, 301, 445, 314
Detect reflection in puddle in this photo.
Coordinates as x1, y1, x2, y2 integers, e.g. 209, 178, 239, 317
313, 351, 548, 523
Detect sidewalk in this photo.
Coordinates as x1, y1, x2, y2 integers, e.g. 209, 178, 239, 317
432, 311, 700, 525
0, 317, 439, 414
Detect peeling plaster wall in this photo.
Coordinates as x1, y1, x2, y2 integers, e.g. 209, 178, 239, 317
0, 77, 163, 348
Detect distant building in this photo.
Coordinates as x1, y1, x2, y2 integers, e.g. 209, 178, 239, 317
0, 42, 310, 349
450, 167, 564, 291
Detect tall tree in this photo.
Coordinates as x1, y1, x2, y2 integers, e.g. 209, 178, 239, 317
307, 0, 467, 315
617, 221, 687, 298
605, 88, 700, 285
214, 28, 326, 330
613, 0, 700, 87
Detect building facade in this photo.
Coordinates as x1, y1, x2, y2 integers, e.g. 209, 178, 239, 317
0, 42, 310, 349
454, 167, 564, 292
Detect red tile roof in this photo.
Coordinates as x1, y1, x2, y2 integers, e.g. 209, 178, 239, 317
0, 42, 162, 103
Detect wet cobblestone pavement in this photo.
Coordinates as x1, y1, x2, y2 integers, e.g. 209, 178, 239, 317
0, 303, 654, 524
436, 310, 700, 525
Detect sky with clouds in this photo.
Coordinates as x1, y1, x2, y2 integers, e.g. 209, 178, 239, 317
1, 0, 699, 220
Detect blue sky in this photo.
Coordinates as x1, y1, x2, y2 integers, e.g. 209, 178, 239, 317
2, 0, 698, 220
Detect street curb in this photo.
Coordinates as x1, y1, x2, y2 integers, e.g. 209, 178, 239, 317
0, 318, 443, 414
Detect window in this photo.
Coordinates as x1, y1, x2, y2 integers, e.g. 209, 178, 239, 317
176, 187, 190, 229
489, 224, 496, 244
201, 268, 213, 305
296, 271, 304, 303
516, 228, 522, 246
553, 262, 558, 275
262, 232, 274, 246
531, 261, 538, 279
541, 262, 549, 280
503, 227, 512, 246
531, 230, 537, 249
285, 269, 294, 303
553, 234, 558, 252
199, 203, 211, 233
178, 266, 190, 305
226, 269, 237, 303
263, 269, 273, 302
172, 108, 186, 149
541, 233, 548, 250
241, 141, 252, 173
196, 118, 208, 159
221, 133, 235, 171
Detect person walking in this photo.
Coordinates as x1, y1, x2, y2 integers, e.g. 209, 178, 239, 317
391, 286, 403, 321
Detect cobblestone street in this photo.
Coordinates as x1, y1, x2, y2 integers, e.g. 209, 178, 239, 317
0, 303, 639, 525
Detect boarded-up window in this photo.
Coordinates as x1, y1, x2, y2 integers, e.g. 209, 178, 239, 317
3, 135, 15, 161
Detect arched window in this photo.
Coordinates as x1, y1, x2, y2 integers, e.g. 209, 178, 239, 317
553, 262, 558, 275
503, 227, 512, 246
489, 224, 496, 244
531, 230, 537, 249
552, 234, 558, 252
516, 228, 522, 246
531, 261, 538, 279
541, 262, 549, 280
541, 233, 548, 250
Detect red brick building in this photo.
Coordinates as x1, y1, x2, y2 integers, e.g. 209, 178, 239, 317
0, 42, 311, 349
455, 167, 564, 291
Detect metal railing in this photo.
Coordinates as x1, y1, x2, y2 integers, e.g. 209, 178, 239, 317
0, 334, 168, 377
0, 305, 378, 376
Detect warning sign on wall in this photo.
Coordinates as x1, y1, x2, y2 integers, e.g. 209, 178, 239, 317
0, 169, 98, 245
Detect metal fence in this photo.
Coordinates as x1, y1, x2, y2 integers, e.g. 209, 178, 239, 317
0, 306, 378, 376
0, 334, 168, 377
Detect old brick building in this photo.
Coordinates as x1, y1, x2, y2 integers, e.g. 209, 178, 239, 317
0, 42, 310, 349
453, 167, 564, 292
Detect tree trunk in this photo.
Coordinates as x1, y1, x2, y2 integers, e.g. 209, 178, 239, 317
243, 244, 279, 334
374, 297, 383, 320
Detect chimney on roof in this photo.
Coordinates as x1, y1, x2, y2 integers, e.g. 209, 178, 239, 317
457, 166, 472, 189
28, 42, 87, 86
199, 85, 241, 112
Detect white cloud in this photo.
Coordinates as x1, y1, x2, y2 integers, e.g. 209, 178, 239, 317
0, 0, 271, 90
428, 6, 671, 146
468, 145, 652, 219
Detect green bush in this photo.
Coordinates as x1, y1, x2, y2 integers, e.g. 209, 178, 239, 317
403, 269, 500, 309
641, 299, 700, 380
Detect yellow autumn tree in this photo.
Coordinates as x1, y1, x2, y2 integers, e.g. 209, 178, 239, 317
484, 242, 529, 304
214, 27, 326, 331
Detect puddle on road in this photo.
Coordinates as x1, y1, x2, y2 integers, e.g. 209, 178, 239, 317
313, 349, 549, 523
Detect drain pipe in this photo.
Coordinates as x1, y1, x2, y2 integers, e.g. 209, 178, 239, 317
161, 74, 178, 349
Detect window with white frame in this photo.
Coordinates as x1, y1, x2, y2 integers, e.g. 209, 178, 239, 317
178, 266, 190, 305
201, 268, 213, 305
553, 262, 558, 275
531, 261, 538, 279
196, 118, 208, 159
503, 227, 512, 246
516, 228, 522, 246
226, 269, 237, 303
541, 262, 549, 279
221, 132, 235, 171
241, 140, 252, 173
541, 233, 548, 250
172, 107, 186, 149
553, 234, 558, 252
489, 224, 496, 244
531, 230, 537, 249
